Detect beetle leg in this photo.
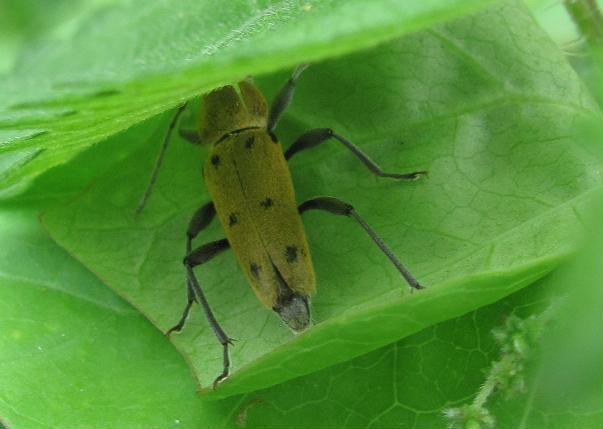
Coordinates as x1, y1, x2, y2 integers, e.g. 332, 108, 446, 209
167, 237, 230, 339
298, 196, 424, 291
168, 203, 234, 388
166, 202, 217, 336
165, 277, 197, 336
186, 202, 217, 244
136, 102, 189, 214
183, 238, 234, 389
179, 128, 201, 144
267, 64, 309, 133
286, 128, 427, 181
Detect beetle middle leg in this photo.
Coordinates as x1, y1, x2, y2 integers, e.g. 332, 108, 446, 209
285, 128, 427, 180
299, 196, 424, 290
167, 202, 217, 335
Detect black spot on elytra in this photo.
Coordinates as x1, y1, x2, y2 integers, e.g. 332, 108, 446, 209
250, 263, 261, 278
211, 155, 220, 166
245, 136, 255, 149
260, 197, 273, 208
228, 213, 238, 226
285, 245, 298, 263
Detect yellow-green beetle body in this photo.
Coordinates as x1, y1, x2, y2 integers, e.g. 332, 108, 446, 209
139, 66, 426, 387
200, 80, 315, 331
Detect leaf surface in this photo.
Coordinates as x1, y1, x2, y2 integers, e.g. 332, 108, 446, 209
42, 2, 602, 397
0, 0, 493, 196
4, 209, 601, 429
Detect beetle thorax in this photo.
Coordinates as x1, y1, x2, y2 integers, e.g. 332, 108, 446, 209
199, 80, 268, 145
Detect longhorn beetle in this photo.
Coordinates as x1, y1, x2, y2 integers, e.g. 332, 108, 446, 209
137, 65, 427, 388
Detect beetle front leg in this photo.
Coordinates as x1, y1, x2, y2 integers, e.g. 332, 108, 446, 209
299, 196, 424, 290
267, 64, 309, 132
286, 128, 427, 181
179, 128, 201, 144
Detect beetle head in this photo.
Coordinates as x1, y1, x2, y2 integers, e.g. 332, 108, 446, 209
199, 79, 268, 145
274, 294, 311, 333
271, 263, 311, 333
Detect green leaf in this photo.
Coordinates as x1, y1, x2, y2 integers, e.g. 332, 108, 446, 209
229, 266, 603, 429
4, 208, 601, 429
0, 209, 229, 429
41, 2, 603, 398
0, 0, 111, 74
0, 0, 493, 196
487, 239, 603, 429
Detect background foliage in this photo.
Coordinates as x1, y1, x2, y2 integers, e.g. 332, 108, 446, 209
1, 1, 602, 428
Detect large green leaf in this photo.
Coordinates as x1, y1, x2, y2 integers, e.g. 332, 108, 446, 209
3, 207, 601, 429
0, 0, 111, 74
0, 209, 222, 429
0, 0, 493, 196
41, 2, 602, 398
225, 263, 603, 429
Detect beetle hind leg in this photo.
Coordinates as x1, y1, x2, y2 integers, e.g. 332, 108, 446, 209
299, 196, 424, 290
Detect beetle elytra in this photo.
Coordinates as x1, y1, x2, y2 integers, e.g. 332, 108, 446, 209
137, 65, 427, 388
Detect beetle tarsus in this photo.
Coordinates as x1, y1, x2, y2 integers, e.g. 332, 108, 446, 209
165, 298, 195, 337
212, 342, 232, 389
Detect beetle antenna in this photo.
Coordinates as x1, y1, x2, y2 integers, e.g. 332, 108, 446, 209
136, 103, 188, 214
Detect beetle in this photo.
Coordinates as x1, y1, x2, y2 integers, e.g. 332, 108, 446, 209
137, 65, 427, 388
